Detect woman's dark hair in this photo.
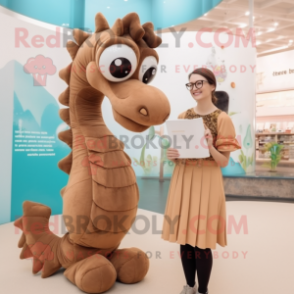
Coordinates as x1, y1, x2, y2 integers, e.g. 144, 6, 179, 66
188, 68, 218, 105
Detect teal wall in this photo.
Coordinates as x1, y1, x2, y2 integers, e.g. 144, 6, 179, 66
0, 0, 222, 31
84, 0, 151, 31
151, 0, 222, 30
71, 0, 85, 29
0, 0, 85, 29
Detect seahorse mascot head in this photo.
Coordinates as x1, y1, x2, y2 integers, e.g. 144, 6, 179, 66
59, 12, 170, 137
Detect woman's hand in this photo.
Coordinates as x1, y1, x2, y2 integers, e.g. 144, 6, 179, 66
204, 123, 213, 151
167, 148, 180, 163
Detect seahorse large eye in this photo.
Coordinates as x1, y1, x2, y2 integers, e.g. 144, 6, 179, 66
139, 56, 158, 84
99, 44, 137, 82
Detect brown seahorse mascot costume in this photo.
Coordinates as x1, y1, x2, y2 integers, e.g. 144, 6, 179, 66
14, 12, 170, 293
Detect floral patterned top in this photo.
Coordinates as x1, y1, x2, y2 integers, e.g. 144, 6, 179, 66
177, 107, 241, 162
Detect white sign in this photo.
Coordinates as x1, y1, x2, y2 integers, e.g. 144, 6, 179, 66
257, 49, 294, 93
166, 118, 210, 158
256, 89, 294, 116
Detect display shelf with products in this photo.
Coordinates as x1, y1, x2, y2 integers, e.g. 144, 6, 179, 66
255, 133, 294, 163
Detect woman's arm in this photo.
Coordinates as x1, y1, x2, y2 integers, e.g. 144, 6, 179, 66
204, 112, 241, 167
208, 147, 231, 167
204, 122, 230, 167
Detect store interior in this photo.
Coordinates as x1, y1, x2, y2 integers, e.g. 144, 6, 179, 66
255, 91, 294, 176
161, 0, 294, 178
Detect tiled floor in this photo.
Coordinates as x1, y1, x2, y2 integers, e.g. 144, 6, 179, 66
2, 201, 294, 294
2, 168, 293, 294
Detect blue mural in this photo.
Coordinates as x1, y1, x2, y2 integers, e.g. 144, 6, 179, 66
221, 157, 246, 176
0, 60, 70, 222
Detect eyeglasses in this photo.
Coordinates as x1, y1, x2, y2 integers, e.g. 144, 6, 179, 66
185, 80, 208, 91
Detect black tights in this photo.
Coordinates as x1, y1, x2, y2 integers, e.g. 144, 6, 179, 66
180, 244, 213, 294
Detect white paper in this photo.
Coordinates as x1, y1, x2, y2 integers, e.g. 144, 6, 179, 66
165, 118, 210, 159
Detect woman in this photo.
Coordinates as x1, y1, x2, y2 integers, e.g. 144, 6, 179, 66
161, 68, 241, 294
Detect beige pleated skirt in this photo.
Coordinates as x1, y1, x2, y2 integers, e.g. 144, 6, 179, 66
161, 158, 227, 250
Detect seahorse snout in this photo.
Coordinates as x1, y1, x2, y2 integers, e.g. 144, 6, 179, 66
139, 106, 170, 123
139, 107, 148, 116
109, 79, 171, 132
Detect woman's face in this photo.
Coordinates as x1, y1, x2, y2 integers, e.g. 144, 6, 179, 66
189, 74, 215, 102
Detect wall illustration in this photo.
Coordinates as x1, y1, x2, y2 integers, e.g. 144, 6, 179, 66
206, 46, 227, 85
24, 55, 57, 86
1, 60, 70, 222
239, 124, 254, 172
226, 112, 255, 175
256, 71, 266, 92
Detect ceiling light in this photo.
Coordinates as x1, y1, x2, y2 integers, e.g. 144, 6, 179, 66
204, 13, 207, 16
267, 28, 275, 32
245, 11, 250, 16
258, 45, 289, 55
239, 23, 247, 28
107, 6, 110, 8
274, 22, 278, 26
256, 41, 261, 45
257, 31, 262, 36
289, 40, 293, 43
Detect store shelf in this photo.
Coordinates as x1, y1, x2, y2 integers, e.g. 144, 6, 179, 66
256, 158, 294, 162
256, 158, 294, 165
256, 132, 294, 136
255, 132, 294, 162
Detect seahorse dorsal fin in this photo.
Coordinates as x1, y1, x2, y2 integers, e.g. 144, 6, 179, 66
66, 41, 79, 60
59, 64, 72, 85
142, 22, 162, 48
95, 12, 110, 33
112, 18, 124, 36
58, 152, 73, 175
73, 29, 90, 46
58, 129, 73, 148
59, 87, 69, 106
121, 12, 145, 42
59, 108, 70, 126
